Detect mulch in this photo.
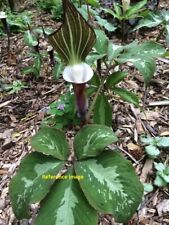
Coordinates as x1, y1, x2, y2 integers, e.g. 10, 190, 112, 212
0, 0, 169, 224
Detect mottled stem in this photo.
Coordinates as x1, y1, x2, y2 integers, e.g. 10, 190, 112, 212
73, 83, 87, 125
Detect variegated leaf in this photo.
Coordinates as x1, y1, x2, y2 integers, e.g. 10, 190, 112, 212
74, 124, 117, 159
75, 151, 143, 223
31, 127, 69, 160
35, 170, 98, 225
48, 0, 96, 64
9, 152, 64, 219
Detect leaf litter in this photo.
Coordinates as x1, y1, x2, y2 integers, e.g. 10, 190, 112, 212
0, 0, 169, 225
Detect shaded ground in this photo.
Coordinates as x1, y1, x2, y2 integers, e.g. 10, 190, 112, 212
0, 0, 169, 225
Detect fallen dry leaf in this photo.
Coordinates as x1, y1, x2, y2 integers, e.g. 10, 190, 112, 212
0, 169, 8, 175
160, 131, 169, 136
127, 143, 141, 151
127, 142, 143, 160
7, 52, 17, 66
140, 159, 153, 183
140, 111, 160, 121
126, 80, 139, 90
135, 120, 145, 134
156, 199, 169, 216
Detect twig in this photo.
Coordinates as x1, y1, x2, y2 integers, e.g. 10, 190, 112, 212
149, 100, 169, 107
143, 85, 148, 108
0, 100, 12, 108
111, 144, 139, 164
42, 87, 58, 96
158, 57, 169, 64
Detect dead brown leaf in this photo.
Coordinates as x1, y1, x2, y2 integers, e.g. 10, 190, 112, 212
156, 199, 169, 216
140, 111, 160, 121
160, 131, 169, 136
140, 159, 153, 183
127, 142, 143, 160
136, 120, 145, 134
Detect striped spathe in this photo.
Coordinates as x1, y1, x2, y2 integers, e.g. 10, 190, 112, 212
48, 0, 96, 64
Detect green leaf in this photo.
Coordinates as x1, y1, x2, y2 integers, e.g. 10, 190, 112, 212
155, 136, 169, 148
154, 162, 169, 185
24, 30, 38, 48
33, 27, 54, 35
125, 0, 147, 18
89, 73, 101, 87
52, 62, 64, 80
86, 0, 100, 7
93, 94, 112, 126
116, 41, 165, 84
161, 9, 169, 21
104, 22, 116, 32
112, 87, 139, 106
145, 145, 160, 159
166, 33, 169, 46
134, 11, 162, 30
113, 3, 122, 18
143, 183, 153, 193
163, 51, 169, 58
106, 71, 128, 88
133, 57, 156, 84
9, 152, 64, 219
86, 52, 105, 65
22, 14, 32, 26
74, 124, 118, 159
154, 162, 166, 172
35, 170, 98, 225
34, 54, 42, 78
77, 6, 88, 20
140, 135, 154, 145
22, 66, 37, 75
107, 42, 123, 60
95, 16, 116, 32
134, 41, 165, 58
75, 151, 143, 223
48, 0, 96, 64
154, 175, 167, 187
31, 127, 69, 160
86, 86, 97, 96
94, 29, 109, 55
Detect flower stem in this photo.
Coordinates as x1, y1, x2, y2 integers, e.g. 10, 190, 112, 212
73, 83, 87, 125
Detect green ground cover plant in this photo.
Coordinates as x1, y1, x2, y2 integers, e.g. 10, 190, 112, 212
141, 135, 169, 189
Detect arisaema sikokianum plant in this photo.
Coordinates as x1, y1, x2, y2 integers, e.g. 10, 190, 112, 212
9, 1, 144, 224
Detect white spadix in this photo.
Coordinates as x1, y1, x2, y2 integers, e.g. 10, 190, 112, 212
0, 11, 7, 19
63, 63, 94, 84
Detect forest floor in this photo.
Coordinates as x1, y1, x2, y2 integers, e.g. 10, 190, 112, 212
0, 0, 169, 225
